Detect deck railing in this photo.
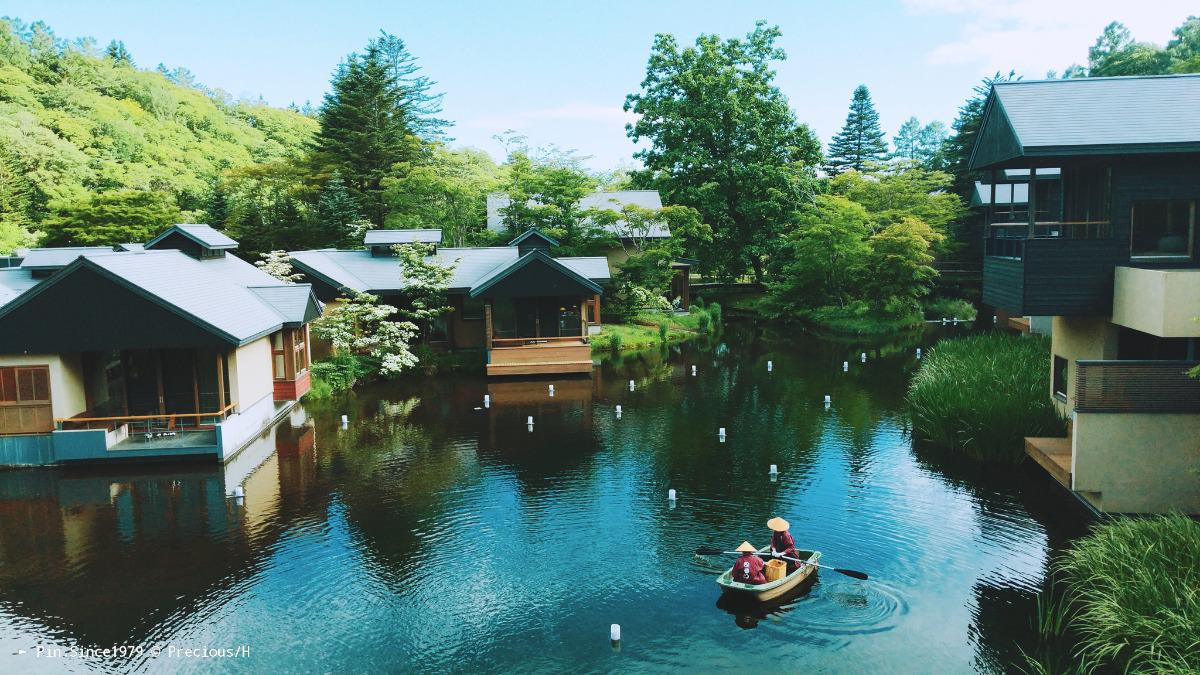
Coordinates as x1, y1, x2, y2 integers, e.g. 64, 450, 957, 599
985, 221, 1112, 259
55, 402, 238, 432
1075, 360, 1200, 413
491, 336, 589, 348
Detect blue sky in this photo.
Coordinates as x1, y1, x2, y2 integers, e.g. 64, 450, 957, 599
6, 1, 1195, 169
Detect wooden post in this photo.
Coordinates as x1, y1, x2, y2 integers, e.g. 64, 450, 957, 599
988, 168, 997, 245
216, 352, 227, 417
1028, 166, 1037, 239
580, 299, 587, 337
593, 295, 601, 327
154, 350, 165, 415
484, 302, 493, 349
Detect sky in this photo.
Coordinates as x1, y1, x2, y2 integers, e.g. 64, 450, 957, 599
5, 1, 1195, 170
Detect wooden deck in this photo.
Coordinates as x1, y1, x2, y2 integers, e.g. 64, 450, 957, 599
1025, 435, 1072, 488
486, 340, 594, 377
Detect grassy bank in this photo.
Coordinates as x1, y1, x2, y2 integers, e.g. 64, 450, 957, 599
906, 333, 1066, 461
1051, 515, 1200, 673
591, 306, 718, 353
798, 303, 924, 336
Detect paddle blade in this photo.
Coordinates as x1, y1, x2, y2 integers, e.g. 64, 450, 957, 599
695, 546, 726, 556
834, 568, 869, 580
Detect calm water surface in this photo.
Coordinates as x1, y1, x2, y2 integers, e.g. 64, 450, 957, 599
0, 324, 1089, 673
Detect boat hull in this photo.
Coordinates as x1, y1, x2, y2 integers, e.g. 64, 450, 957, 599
716, 548, 821, 602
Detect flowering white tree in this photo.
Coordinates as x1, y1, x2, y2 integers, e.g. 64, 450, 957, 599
395, 242, 456, 340
312, 291, 419, 376
255, 250, 303, 283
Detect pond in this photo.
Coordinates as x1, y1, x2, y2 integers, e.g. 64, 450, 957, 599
0, 323, 1089, 673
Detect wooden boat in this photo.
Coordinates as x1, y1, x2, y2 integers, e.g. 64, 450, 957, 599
716, 547, 821, 602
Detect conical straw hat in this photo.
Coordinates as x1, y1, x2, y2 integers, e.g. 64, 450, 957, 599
767, 517, 790, 532
735, 541, 757, 553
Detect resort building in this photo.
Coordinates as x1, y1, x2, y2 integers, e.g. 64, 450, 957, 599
487, 189, 694, 309
973, 74, 1200, 514
291, 227, 610, 376
0, 224, 322, 467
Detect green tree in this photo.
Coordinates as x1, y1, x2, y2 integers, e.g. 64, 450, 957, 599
891, 117, 922, 162
222, 162, 315, 256
312, 290, 419, 378
497, 151, 607, 253
315, 170, 361, 247
624, 21, 822, 281
40, 190, 181, 246
382, 146, 502, 246
940, 72, 1019, 199
1167, 17, 1200, 72
916, 121, 949, 168
830, 165, 966, 252
255, 250, 303, 282
314, 33, 443, 225
827, 85, 887, 174
104, 40, 132, 66
766, 196, 871, 309
863, 217, 943, 313
1086, 22, 1168, 77
0, 150, 34, 253
395, 242, 455, 341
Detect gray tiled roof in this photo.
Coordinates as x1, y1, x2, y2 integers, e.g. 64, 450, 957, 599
146, 223, 238, 250
364, 229, 443, 246
247, 285, 319, 325
19, 247, 114, 270
486, 190, 671, 238
993, 75, 1200, 151
0, 269, 39, 306
290, 246, 608, 295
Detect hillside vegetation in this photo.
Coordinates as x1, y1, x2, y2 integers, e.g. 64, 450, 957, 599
0, 18, 317, 252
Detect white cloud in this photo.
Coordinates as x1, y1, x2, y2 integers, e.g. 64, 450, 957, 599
903, 0, 1195, 75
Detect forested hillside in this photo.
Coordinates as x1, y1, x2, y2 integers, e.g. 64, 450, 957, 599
0, 18, 317, 252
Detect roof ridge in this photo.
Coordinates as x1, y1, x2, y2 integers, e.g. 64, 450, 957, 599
997, 73, 1200, 86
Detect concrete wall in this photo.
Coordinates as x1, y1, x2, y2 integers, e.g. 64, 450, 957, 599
1072, 411, 1200, 514
227, 337, 273, 414
1050, 316, 1119, 415
1112, 266, 1200, 338
0, 353, 88, 420
217, 394, 285, 460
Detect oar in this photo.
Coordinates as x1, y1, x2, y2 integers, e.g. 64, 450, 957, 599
695, 546, 869, 580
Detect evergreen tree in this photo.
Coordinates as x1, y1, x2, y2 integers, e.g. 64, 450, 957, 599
104, 40, 133, 66
891, 117, 921, 161
315, 33, 446, 225
940, 72, 1018, 198
826, 85, 887, 174
315, 170, 361, 246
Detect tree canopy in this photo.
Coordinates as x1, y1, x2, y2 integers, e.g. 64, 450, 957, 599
624, 21, 821, 281
827, 85, 887, 174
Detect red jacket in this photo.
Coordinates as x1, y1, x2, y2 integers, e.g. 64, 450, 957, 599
771, 530, 797, 558
733, 553, 766, 584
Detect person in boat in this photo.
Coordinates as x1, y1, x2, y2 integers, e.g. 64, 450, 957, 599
767, 517, 800, 571
731, 541, 767, 585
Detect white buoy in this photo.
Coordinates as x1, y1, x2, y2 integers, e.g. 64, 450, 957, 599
824, 395, 831, 404
549, 384, 555, 397
942, 317, 948, 325
615, 404, 623, 416
232, 485, 244, 503
668, 488, 677, 501
692, 365, 697, 376
718, 427, 726, 442
953, 316, 959, 324
916, 347, 922, 358
341, 414, 348, 430
527, 416, 534, 425
770, 472, 778, 483
843, 361, 849, 371
993, 315, 998, 325
610, 623, 621, 642
769, 464, 778, 475
484, 394, 490, 408
767, 360, 773, 372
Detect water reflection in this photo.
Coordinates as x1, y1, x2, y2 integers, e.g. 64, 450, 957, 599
0, 323, 1089, 673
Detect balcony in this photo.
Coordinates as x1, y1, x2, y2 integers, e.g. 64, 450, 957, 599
983, 223, 1127, 316
486, 336, 593, 377
1112, 267, 1200, 338
1075, 360, 1200, 413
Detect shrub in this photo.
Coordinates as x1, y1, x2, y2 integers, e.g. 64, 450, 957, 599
658, 318, 669, 343
924, 296, 977, 322
609, 330, 623, 353
310, 353, 365, 392
906, 333, 1065, 461
696, 311, 711, 333
1059, 515, 1200, 673
707, 301, 722, 325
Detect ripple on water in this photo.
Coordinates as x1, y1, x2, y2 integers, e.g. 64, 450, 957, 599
788, 578, 911, 636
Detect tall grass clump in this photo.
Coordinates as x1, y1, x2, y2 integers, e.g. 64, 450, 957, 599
1059, 515, 1200, 673
658, 318, 670, 343
906, 333, 1065, 461
696, 310, 712, 333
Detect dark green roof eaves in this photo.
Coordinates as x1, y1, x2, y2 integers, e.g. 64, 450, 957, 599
507, 228, 559, 247
468, 250, 602, 298
145, 224, 238, 250
0, 257, 250, 346
968, 90, 1026, 170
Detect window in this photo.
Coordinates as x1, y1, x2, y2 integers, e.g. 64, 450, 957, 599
1052, 356, 1068, 401
0, 365, 53, 434
292, 329, 308, 376
271, 332, 286, 380
1131, 200, 1194, 259
461, 297, 485, 321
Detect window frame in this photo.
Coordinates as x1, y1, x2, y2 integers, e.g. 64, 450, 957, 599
1129, 199, 1195, 261
1052, 355, 1069, 401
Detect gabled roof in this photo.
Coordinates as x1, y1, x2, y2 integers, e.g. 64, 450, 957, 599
970, 74, 1200, 169
247, 285, 323, 326
145, 223, 238, 250
363, 229, 442, 246
469, 250, 603, 298
486, 189, 671, 239
19, 247, 113, 270
0, 268, 39, 306
508, 227, 559, 247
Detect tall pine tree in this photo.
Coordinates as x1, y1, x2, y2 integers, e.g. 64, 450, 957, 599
826, 85, 887, 174
315, 33, 446, 226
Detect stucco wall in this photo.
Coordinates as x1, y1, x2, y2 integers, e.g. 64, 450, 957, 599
1072, 411, 1200, 514
0, 353, 88, 419
1050, 317, 1119, 415
1112, 266, 1200, 338
226, 337, 273, 413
